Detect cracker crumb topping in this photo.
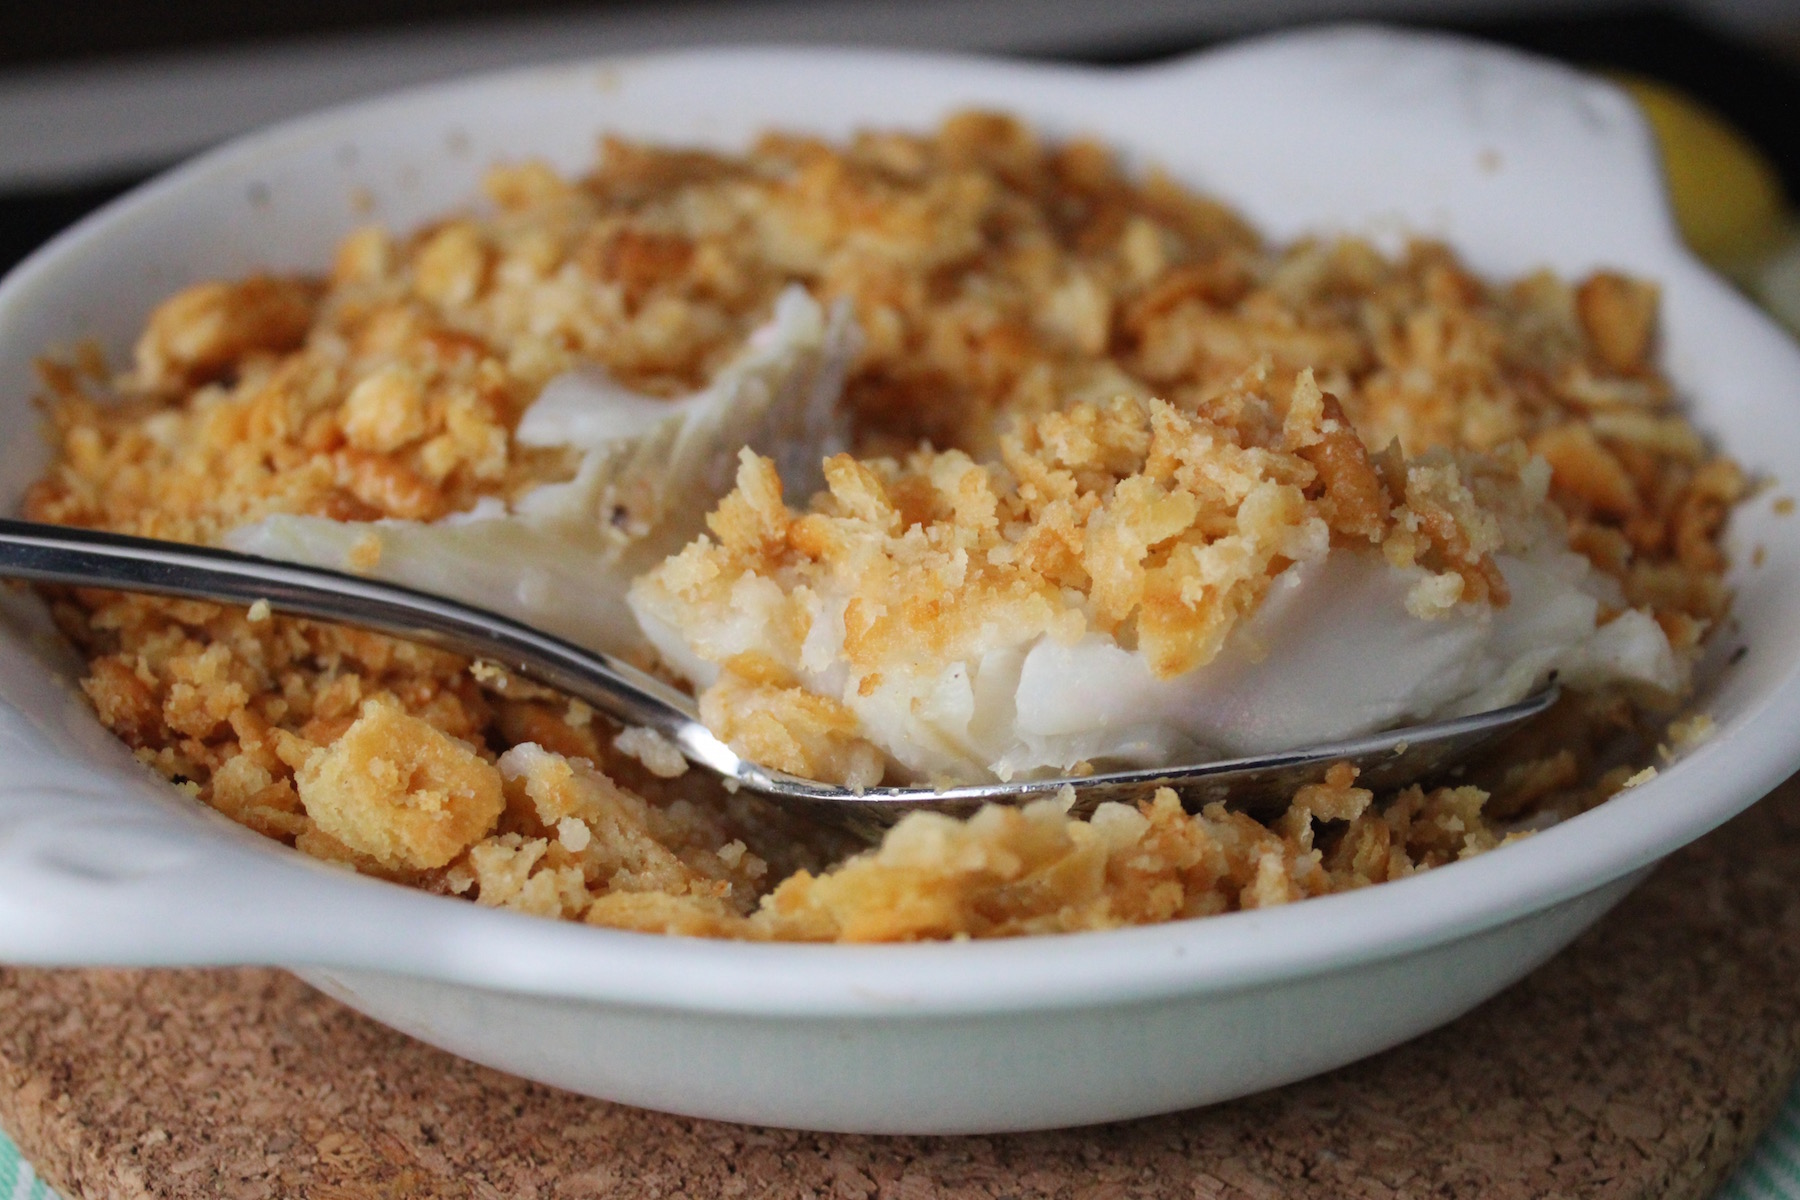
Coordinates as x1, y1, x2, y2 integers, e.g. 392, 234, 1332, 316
23, 111, 1742, 941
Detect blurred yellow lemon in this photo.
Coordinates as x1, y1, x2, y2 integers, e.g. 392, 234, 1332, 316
1616, 73, 1790, 268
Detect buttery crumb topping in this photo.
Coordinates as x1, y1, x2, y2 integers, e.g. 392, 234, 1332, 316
21, 111, 1742, 941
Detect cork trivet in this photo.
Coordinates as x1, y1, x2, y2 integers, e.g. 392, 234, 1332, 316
3, 777, 1798, 1200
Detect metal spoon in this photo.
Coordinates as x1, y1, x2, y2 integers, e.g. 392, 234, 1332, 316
0, 518, 1555, 838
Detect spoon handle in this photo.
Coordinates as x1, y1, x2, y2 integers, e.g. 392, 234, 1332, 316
0, 517, 707, 748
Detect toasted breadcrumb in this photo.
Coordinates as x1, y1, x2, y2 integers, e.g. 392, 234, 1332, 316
24, 112, 1741, 941
347, 533, 384, 573
1666, 712, 1716, 750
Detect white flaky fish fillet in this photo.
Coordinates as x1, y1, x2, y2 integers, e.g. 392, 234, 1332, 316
227, 286, 859, 656
633, 540, 1682, 785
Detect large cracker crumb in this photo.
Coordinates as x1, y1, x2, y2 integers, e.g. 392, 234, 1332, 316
295, 698, 504, 870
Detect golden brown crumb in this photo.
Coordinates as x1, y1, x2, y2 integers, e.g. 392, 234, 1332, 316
1576, 272, 1659, 374
347, 534, 384, 573
296, 698, 503, 870
1659, 711, 1717, 764
133, 276, 319, 390
1531, 424, 1641, 519
486, 743, 764, 923
698, 668, 885, 790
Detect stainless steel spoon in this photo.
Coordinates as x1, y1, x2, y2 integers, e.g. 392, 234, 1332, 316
0, 518, 1555, 838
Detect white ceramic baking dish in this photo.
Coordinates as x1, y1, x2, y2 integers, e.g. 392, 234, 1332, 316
1, 25, 1797, 1134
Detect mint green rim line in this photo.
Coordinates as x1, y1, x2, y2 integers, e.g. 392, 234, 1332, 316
0, 1129, 55, 1200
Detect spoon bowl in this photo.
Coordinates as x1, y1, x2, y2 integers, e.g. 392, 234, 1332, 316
0, 517, 1558, 835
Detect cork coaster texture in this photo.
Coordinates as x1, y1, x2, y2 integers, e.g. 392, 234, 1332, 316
2, 776, 1798, 1200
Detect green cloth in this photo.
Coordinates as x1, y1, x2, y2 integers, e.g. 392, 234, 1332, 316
1719, 1090, 1800, 1200
5, 1086, 1800, 1198
0, 1130, 55, 1200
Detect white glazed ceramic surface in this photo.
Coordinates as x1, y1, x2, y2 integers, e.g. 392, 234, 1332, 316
2, 26, 1798, 1134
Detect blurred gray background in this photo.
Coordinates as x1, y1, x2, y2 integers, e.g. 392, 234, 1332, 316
1, 0, 1796, 270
